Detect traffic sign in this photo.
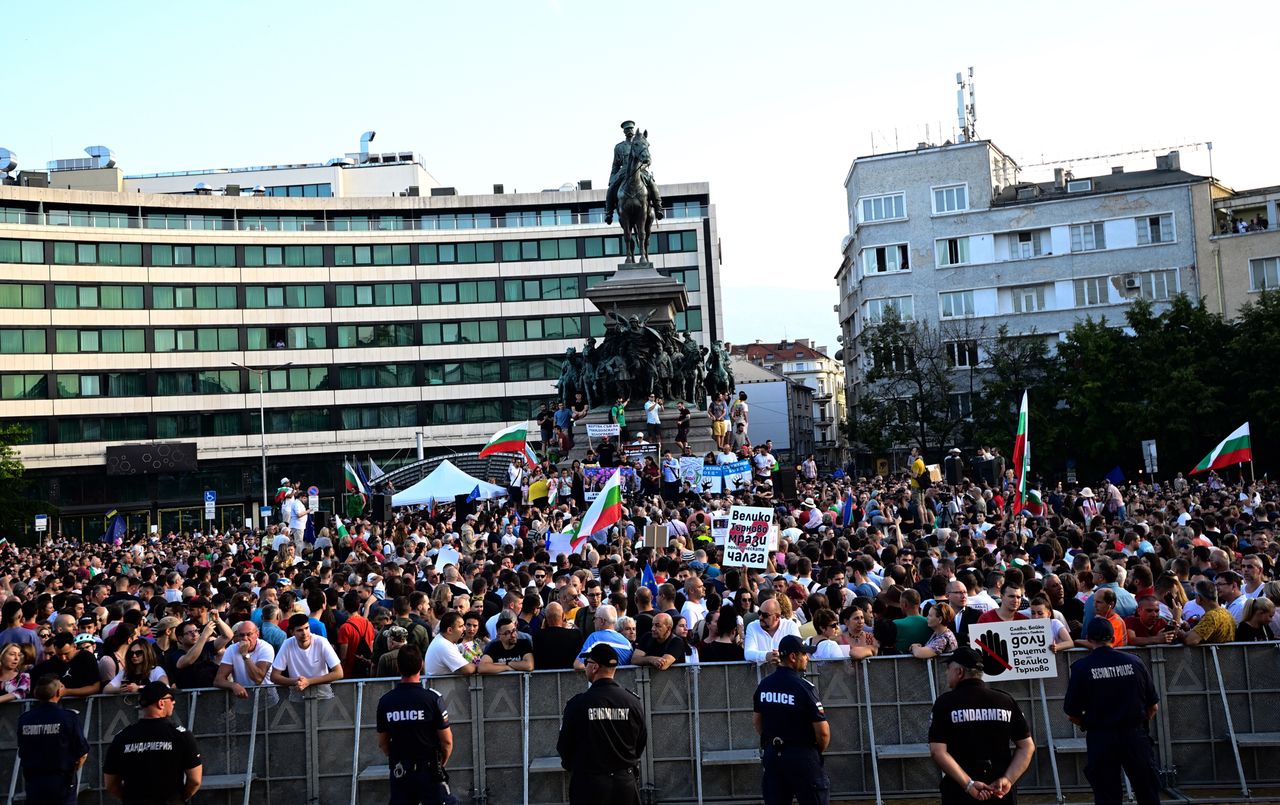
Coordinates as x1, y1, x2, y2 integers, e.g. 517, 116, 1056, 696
34, 514, 48, 532
308, 493, 319, 513
307, 485, 319, 497
204, 490, 216, 521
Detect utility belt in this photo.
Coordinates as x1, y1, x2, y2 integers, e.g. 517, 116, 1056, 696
391, 759, 444, 779
764, 737, 819, 754
581, 766, 638, 778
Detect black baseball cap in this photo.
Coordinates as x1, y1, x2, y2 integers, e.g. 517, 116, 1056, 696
1086, 618, 1115, 643
943, 646, 984, 670
778, 635, 816, 656
139, 682, 176, 707
581, 643, 619, 667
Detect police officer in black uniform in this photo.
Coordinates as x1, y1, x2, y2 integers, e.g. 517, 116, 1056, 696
928, 647, 1035, 804
752, 634, 830, 805
1063, 618, 1161, 805
17, 674, 89, 805
103, 682, 203, 804
376, 645, 456, 805
557, 643, 647, 805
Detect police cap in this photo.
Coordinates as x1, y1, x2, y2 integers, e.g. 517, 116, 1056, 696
582, 643, 619, 667
943, 646, 984, 670
778, 635, 816, 656
1086, 618, 1115, 643
139, 682, 176, 707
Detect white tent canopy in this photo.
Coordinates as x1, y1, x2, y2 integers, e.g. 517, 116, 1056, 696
390, 460, 508, 507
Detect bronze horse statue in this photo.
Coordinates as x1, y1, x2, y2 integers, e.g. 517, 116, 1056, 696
618, 130, 654, 263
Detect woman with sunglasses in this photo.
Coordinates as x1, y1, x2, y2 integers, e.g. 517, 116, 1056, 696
105, 638, 169, 694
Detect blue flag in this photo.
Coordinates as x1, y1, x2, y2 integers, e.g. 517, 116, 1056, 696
1104, 466, 1126, 484
355, 460, 374, 494
840, 494, 854, 525
466, 485, 481, 503
104, 513, 127, 545
641, 562, 660, 600
303, 516, 316, 545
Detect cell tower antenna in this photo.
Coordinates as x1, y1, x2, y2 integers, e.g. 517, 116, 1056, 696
956, 67, 977, 142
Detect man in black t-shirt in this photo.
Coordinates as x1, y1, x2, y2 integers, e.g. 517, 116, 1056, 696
928, 648, 1035, 804
104, 682, 203, 804
29, 633, 102, 698
597, 437, 618, 469
478, 613, 535, 672
533, 603, 585, 670
632, 613, 686, 671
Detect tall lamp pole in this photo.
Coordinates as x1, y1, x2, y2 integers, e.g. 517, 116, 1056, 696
232, 361, 293, 530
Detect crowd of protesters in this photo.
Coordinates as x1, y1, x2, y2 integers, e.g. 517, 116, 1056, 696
0, 424, 1277, 710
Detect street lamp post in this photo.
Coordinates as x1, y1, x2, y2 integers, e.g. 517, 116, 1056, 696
232, 361, 293, 530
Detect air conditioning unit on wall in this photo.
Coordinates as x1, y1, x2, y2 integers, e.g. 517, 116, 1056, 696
1124, 274, 1141, 290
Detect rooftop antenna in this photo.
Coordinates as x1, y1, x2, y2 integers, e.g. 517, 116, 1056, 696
956, 67, 976, 142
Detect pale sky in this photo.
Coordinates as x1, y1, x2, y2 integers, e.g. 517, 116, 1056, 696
5, 1, 1277, 353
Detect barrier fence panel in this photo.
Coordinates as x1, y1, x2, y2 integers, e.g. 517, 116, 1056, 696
5, 643, 1280, 803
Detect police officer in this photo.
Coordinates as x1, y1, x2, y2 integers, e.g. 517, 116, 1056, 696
17, 674, 89, 804
557, 643, 647, 805
1063, 618, 1161, 805
375, 645, 455, 805
752, 634, 830, 805
103, 682, 203, 804
928, 647, 1035, 804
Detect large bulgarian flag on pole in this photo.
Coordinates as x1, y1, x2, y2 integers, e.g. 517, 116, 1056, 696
478, 421, 530, 459
571, 470, 623, 551
1011, 390, 1030, 514
1191, 422, 1252, 474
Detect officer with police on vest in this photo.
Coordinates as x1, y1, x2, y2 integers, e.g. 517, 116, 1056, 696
376, 645, 456, 805
752, 634, 831, 805
16, 675, 89, 805
1063, 618, 1162, 805
557, 643, 647, 805
928, 647, 1035, 804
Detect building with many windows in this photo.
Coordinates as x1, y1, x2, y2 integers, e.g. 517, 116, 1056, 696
730, 339, 845, 468
0, 145, 722, 538
836, 140, 1206, 432
1196, 182, 1280, 319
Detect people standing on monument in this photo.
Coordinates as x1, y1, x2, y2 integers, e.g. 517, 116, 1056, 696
708, 393, 728, 450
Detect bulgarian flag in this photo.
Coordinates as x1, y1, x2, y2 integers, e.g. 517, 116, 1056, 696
571, 470, 623, 551
479, 422, 530, 459
344, 459, 368, 518
1191, 422, 1252, 474
1011, 390, 1030, 514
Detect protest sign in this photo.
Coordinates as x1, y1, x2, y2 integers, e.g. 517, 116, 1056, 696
725, 506, 773, 568
698, 460, 752, 494
587, 423, 620, 439
584, 467, 635, 500
968, 620, 1057, 680
434, 546, 461, 571
546, 532, 574, 558
679, 457, 704, 490
711, 514, 730, 546
622, 442, 658, 465
643, 523, 666, 547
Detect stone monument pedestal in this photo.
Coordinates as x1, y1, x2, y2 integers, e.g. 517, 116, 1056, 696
584, 261, 687, 330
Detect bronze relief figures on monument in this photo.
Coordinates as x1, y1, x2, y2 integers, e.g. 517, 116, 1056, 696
555, 121, 733, 417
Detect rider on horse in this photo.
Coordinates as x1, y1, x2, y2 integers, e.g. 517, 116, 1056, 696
605, 120, 664, 225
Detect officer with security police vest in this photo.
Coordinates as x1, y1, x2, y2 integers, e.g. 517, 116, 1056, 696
376, 645, 455, 805
928, 647, 1035, 804
1063, 618, 1161, 805
17, 675, 89, 805
752, 634, 831, 805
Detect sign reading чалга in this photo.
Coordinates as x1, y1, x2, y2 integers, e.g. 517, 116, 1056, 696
968, 619, 1057, 681
724, 506, 772, 569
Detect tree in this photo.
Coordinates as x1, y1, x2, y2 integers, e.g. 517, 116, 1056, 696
0, 424, 39, 538
966, 325, 1058, 452
855, 310, 969, 458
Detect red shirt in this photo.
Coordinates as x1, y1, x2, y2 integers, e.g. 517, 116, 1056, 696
335, 614, 375, 677
977, 609, 1029, 624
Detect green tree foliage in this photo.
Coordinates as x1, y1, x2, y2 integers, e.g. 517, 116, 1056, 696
853, 294, 1278, 480
0, 424, 38, 538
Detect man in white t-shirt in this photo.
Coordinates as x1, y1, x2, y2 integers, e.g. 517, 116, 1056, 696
644, 395, 663, 444
215, 621, 279, 709
680, 576, 709, 631
424, 612, 481, 677
283, 493, 308, 549
270, 614, 343, 701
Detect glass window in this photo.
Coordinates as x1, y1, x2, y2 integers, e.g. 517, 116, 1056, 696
1070, 222, 1106, 252
932, 184, 969, 214
1249, 257, 1280, 291
1073, 276, 1108, 306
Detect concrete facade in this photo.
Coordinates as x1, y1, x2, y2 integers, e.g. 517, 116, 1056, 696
836, 140, 1207, 418
1197, 182, 1280, 319
730, 358, 815, 462
731, 339, 844, 467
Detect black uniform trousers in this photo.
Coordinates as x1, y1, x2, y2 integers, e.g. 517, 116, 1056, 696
1085, 726, 1161, 805
22, 771, 78, 805
762, 745, 830, 805
569, 767, 641, 805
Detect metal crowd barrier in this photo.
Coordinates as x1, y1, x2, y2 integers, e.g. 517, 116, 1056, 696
2, 643, 1278, 804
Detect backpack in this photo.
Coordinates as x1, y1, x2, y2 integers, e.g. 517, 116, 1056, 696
344, 617, 376, 679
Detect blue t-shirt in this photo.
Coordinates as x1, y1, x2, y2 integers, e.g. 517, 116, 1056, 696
578, 629, 634, 665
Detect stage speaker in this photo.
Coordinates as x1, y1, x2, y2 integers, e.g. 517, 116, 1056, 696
373, 494, 393, 523
774, 467, 797, 499
454, 493, 472, 520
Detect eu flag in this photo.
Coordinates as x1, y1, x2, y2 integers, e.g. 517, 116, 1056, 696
466, 485, 481, 503
641, 562, 660, 599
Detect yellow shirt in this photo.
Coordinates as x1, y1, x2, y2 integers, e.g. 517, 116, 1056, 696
529, 478, 550, 501
1193, 607, 1236, 644
910, 457, 927, 489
